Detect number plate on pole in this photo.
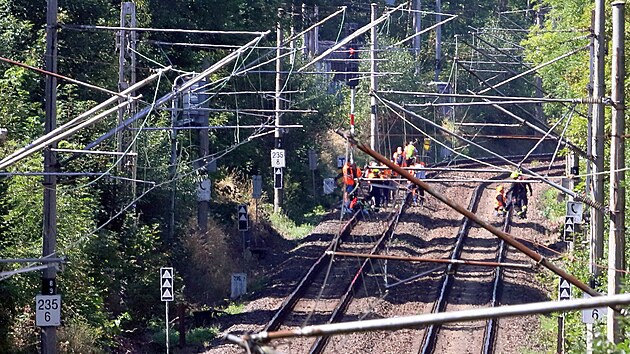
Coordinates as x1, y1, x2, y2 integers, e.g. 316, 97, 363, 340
35, 295, 61, 326
270, 149, 285, 168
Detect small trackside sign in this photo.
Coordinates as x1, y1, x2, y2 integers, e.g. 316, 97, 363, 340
271, 149, 285, 168
160, 267, 174, 302
238, 205, 249, 231
559, 278, 571, 301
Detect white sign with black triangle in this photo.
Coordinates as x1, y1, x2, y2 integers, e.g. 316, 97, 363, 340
558, 278, 571, 301
160, 267, 174, 302
564, 216, 575, 233
238, 204, 249, 231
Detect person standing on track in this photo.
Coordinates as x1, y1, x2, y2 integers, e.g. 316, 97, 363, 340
494, 185, 507, 217
506, 170, 532, 218
338, 161, 361, 214
366, 161, 384, 209
408, 160, 426, 206
393, 146, 404, 167
404, 141, 417, 167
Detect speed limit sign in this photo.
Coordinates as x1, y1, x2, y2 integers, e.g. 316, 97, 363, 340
35, 295, 61, 326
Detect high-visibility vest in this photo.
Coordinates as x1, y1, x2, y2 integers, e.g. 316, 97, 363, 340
342, 164, 356, 185
405, 144, 416, 159
494, 192, 506, 209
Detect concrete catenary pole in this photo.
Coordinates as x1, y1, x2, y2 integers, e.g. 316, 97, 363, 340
42, 0, 58, 352
607, 1, 625, 343
370, 3, 378, 151
434, 0, 442, 81
274, 8, 284, 213
590, 0, 605, 290
413, 0, 422, 57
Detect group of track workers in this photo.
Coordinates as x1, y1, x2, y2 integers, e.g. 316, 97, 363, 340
339, 141, 426, 215
339, 140, 534, 219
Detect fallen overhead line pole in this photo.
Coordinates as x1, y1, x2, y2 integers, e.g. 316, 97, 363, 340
326, 251, 532, 269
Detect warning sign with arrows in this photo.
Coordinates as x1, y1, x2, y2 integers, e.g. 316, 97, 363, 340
564, 216, 575, 233
558, 277, 571, 301
160, 267, 174, 302
238, 204, 249, 231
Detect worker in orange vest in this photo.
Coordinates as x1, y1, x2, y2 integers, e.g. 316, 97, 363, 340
494, 185, 507, 217
339, 161, 361, 213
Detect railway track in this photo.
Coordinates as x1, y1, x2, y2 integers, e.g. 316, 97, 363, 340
222, 158, 566, 354
265, 195, 411, 354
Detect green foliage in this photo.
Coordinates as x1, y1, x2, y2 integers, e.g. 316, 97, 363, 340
540, 187, 565, 220
268, 212, 314, 239
187, 326, 219, 347
222, 302, 245, 315
58, 318, 105, 354
150, 326, 179, 349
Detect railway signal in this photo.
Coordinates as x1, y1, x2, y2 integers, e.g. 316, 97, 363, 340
160, 267, 174, 353
238, 205, 249, 231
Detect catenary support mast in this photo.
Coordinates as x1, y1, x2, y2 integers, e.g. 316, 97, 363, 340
42, 0, 58, 352
607, 0, 625, 343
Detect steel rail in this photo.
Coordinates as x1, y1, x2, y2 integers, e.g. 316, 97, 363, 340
482, 207, 512, 354
309, 194, 411, 354
419, 183, 485, 354
263, 211, 360, 332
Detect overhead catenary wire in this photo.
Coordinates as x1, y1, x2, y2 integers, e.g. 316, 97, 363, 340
378, 90, 604, 104
298, 3, 406, 72
0, 55, 122, 97
60, 24, 267, 35
0, 68, 165, 170
0, 124, 273, 282
477, 45, 590, 94
83, 31, 269, 151
376, 94, 605, 211
518, 104, 576, 167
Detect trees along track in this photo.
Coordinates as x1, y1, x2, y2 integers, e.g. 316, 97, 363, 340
264, 194, 412, 354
